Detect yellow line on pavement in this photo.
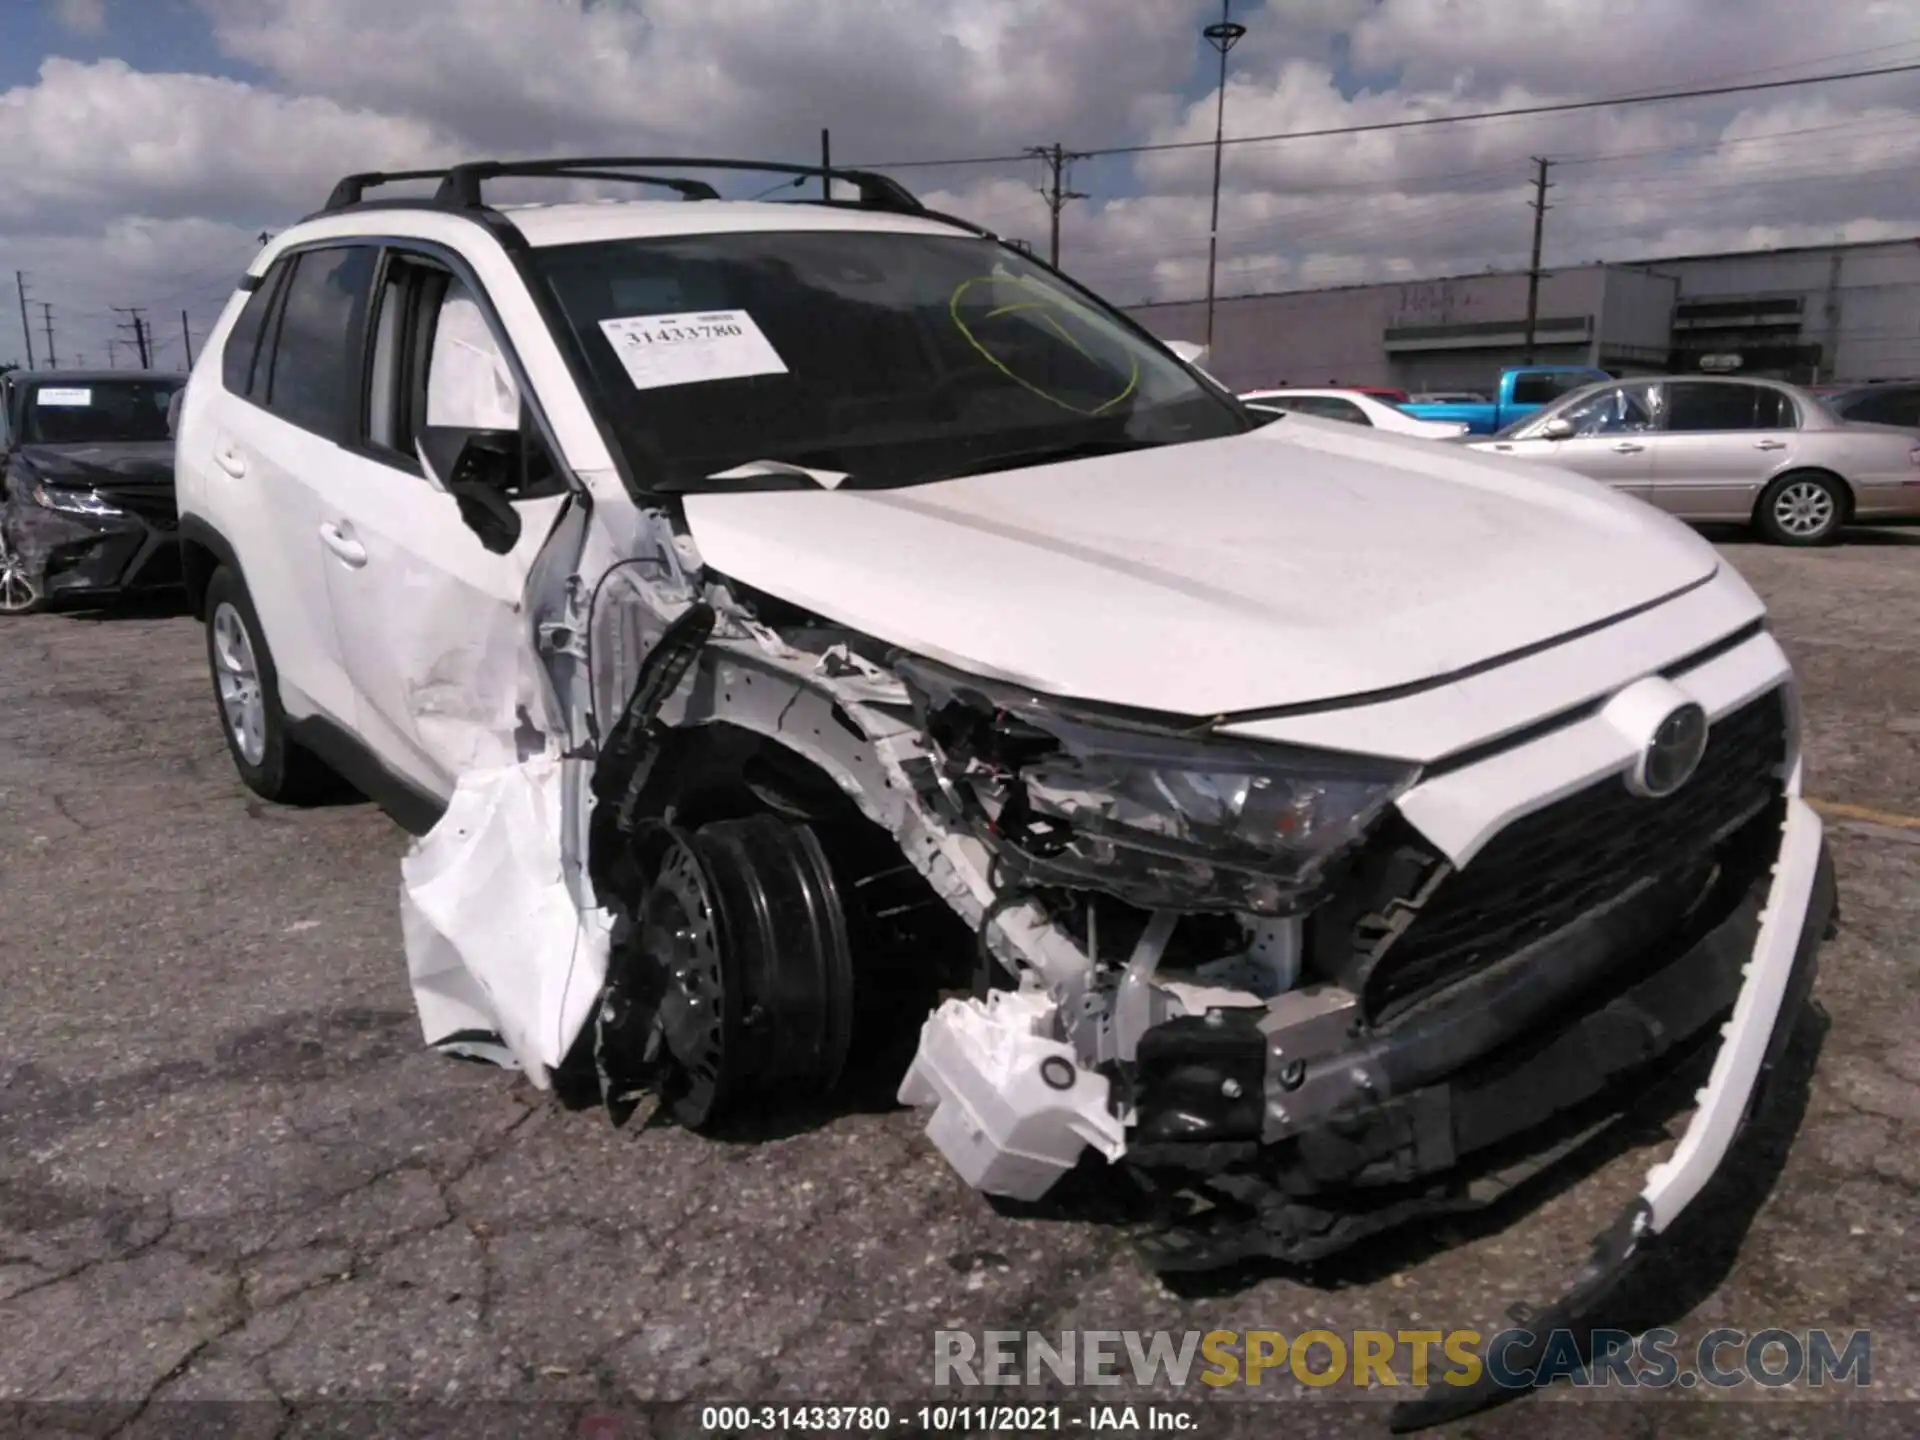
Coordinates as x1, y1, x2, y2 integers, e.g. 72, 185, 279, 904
1811, 798, 1920, 831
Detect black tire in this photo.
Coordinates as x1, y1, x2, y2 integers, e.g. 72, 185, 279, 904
1754, 471, 1847, 547
201, 565, 336, 802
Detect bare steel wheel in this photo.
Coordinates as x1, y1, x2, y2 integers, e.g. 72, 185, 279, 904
597, 815, 857, 1131
1756, 472, 1844, 546
0, 525, 45, 615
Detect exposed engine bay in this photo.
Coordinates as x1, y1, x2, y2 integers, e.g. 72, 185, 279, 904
388, 497, 1825, 1279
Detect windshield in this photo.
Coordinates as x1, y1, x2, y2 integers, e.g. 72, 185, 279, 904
531, 229, 1251, 492
20, 379, 182, 445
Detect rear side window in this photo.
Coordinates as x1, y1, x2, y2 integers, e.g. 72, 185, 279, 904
221, 264, 291, 400
1840, 388, 1920, 426
1273, 395, 1371, 425
259, 245, 379, 442
1666, 382, 1794, 432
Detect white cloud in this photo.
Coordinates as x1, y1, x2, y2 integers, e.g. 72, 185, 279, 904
3, 0, 1917, 366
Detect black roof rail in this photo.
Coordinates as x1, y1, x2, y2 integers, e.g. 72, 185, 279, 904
323, 169, 460, 211
429, 157, 925, 214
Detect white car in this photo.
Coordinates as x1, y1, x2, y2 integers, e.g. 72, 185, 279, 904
1239, 386, 1468, 438
173, 158, 1834, 1371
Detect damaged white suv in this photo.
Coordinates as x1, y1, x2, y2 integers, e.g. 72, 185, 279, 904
175, 157, 1834, 1375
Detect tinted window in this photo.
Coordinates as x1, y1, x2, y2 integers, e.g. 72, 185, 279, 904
533, 230, 1248, 493
1511, 371, 1591, 405
262, 246, 378, 440
1272, 395, 1370, 425
1666, 382, 1792, 432
1839, 388, 1920, 427
221, 264, 291, 399
19, 378, 183, 444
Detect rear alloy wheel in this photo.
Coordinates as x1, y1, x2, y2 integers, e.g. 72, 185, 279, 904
1756, 473, 1845, 546
202, 565, 335, 803
0, 525, 45, 615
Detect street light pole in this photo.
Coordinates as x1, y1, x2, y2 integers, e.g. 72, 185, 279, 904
1202, 0, 1247, 349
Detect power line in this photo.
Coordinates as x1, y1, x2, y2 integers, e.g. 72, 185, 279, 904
855, 60, 1920, 171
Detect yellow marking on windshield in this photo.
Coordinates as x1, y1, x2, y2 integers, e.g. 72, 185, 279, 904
949, 275, 1139, 417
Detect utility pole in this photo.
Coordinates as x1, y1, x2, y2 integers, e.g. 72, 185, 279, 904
37, 302, 57, 367
1202, 0, 1249, 348
1523, 156, 1555, 363
820, 128, 832, 201
107, 339, 120, 368
14, 271, 33, 369
114, 307, 151, 367
1027, 142, 1086, 268
181, 309, 195, 367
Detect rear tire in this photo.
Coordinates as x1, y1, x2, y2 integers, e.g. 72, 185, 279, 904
202, 565, 335, 803
1755, 472, 1846, 546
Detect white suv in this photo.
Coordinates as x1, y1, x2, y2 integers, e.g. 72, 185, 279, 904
174, 158, 1834, 1361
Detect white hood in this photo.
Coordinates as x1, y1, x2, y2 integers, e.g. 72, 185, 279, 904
681, 419, 1719, 716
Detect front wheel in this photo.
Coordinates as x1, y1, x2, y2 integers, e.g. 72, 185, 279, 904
202, 565, 335, 802
1755, 472, 1846, 546
0, 523, 46, 615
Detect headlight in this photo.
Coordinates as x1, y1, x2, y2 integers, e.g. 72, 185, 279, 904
900, 658, 1419, 915
32, 483, 123, 517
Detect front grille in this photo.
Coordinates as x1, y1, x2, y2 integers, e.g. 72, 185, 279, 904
96, 486, 179, 527
1346, 686, 1788, 1021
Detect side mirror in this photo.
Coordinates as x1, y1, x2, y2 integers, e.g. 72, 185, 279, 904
1541, 416, 1575, 440
418, 424, 524, 555
1165, 339, 1209, 367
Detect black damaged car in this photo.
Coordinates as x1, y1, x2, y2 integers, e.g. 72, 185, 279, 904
0, 369, 188, 615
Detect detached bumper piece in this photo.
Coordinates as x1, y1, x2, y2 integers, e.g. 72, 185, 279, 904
1390, 809, 1834, 1431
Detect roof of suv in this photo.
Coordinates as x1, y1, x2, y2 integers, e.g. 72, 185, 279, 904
492, 198, 983, 248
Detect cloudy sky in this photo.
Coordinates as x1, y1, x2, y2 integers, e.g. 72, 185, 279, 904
2, 0, 1916, 370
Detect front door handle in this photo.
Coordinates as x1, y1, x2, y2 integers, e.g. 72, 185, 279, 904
1755, 439, 1788, 451
319, 521, 368, 567
1610, 441, 1645, 453
213, 443, 247, 478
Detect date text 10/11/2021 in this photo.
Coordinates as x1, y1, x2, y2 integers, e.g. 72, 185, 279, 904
693, 1406, 1196, 1433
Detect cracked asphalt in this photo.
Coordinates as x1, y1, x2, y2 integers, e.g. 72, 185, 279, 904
2, 528, 1917, 1439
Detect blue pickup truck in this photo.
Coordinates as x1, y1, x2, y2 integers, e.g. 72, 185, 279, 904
1398, 365, 1611, 434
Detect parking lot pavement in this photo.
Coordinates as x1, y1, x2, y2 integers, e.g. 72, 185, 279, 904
2, 530, 1917, 1436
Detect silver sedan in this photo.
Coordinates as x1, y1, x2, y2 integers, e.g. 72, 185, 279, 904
1466, 375, 1920, 544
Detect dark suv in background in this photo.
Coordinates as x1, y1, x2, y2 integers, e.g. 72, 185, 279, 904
0, 368, 188, 615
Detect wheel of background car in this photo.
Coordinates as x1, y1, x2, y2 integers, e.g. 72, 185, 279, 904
0, 524, 47, 615
1755, 471, 1847, 547
201, 565, 338, 802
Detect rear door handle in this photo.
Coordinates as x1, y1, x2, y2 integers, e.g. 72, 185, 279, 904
1610, 442, 1645, 453
213, 443, 247, 478
319, 522, 368, 567
1755, 439, 1787, 451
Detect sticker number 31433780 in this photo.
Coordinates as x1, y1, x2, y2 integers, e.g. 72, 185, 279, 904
596, 309, 789, 391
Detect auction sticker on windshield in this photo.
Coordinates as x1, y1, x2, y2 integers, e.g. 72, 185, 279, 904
597, 310, 788, 391
35, 388, 93, 406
